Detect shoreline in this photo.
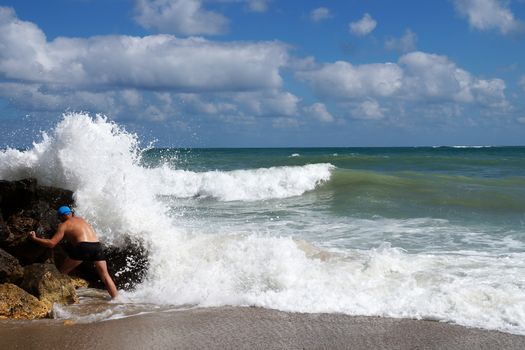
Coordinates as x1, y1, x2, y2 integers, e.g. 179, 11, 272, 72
1, 306, 525, 350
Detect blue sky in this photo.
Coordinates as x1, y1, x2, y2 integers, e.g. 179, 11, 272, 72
0, 0, 524, 147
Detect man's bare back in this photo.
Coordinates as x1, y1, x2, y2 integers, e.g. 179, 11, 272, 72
60, 216, 99, 245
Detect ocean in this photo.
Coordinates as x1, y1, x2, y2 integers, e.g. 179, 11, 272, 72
1, 113, 524, 334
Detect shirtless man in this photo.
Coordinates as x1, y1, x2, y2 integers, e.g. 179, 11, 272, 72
29, 206, 118, 298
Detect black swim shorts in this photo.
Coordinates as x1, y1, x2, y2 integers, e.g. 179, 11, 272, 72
68, 242, 106, 261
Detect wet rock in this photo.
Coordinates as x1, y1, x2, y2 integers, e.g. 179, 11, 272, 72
0, 178, 74, 265
0, 178, 74, 219
0, 248, 23, 284
20, 263, 80, 308
4, 216, 50, 265
73, 237, 149, 291
0, 178, 149, 292
0, 283, 50, 319
105, 237, 149, 290
0, 215, 11, 242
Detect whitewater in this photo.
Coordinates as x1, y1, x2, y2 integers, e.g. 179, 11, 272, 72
1, 113, 525, 335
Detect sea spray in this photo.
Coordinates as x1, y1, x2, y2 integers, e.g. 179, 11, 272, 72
1, 113, 525, 335
148, 163, 333, 201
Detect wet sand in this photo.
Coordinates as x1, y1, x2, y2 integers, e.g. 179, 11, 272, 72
1, 307, 525, 350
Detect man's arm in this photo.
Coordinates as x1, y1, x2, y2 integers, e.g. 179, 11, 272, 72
29, 224, 65, 248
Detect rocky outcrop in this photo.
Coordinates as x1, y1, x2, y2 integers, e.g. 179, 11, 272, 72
0, 283, 50, 319
0, 178, 150, 319
20, 264, 82, 308
0, 178, 73, 265
0, 179, 149, 318
0, 248, 24, 284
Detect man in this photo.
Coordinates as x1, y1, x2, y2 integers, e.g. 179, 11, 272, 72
29, 206, 118, 299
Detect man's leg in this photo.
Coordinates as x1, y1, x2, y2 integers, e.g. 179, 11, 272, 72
60, 257, 83, 275
94, 260, 118, 299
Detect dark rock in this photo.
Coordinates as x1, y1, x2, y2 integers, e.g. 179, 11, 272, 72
0, 215, 11, 242
0, 248, 24, 284
0, 178, 37, 218
0, 283, 50, 319
0, 178, 73, 219
0, 178, 73, 265
70, 237, 149, 291
105, 237, 149, 290
3, 215, 49, 265
0, 178, 149, 292
20, 263, 80, 307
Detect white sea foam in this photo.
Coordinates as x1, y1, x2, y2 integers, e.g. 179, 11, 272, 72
1, 113, 525, 335
148, 163, 333, 201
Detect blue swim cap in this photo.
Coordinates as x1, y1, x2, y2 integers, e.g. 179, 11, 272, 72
57, 206, 72, 216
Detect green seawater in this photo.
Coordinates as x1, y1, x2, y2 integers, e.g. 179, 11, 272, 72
141, 147, 525, 253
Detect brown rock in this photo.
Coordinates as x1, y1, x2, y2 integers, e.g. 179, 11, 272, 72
0, 283, 50, 319
0, 248, 23, 284
20, 263, 79, 308
69, 276, 89, 289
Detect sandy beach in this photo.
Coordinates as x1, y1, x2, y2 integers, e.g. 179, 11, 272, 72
1, 306, 525, 350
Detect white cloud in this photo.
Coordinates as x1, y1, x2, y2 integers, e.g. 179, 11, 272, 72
0, 7, 288, 93
303, 103, 334, 122
297, 51, 508, 110
385, 29, 418, 53
350, 100, 385, 120
310, 7, 332, 22
0, 82, 122, 115
247, 0, 270, 13
519, 75, 525, 92
121, 89, 143, 107
134, 0, 229, 35
0, 7, 299, 124
453, 0, 523, 34
232, 90, 300, 116
177, 93, 237, 115
349, 13, 377, 36
296, 61, 403, 99
398, 51, 506, 106
272, 117, 299, 128
517, 117, 525, 124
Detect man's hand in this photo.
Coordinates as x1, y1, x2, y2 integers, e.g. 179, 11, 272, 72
28, 231, 37, 240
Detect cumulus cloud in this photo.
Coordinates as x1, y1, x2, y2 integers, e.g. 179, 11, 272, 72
134, 0, 229, 35
0, 82, 122, 115
0, 7, 288, 92
349, 13, 377, 36
519, 75, 525, 92
0, 6, 299, 123
272, 117, 299, 128
303, 103, 334, 122
247, 0, 270, 13
350, 100, 385, 120
453, 0, 523, 34
297, 51, 508, 110
385, 29, 418, 53
232, 90, 300, 116
175, 90, 300, 118
296, 61, 403, 99
310, 7, 332, 22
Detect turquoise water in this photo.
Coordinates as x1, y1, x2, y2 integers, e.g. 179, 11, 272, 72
143, 147, 525, 253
